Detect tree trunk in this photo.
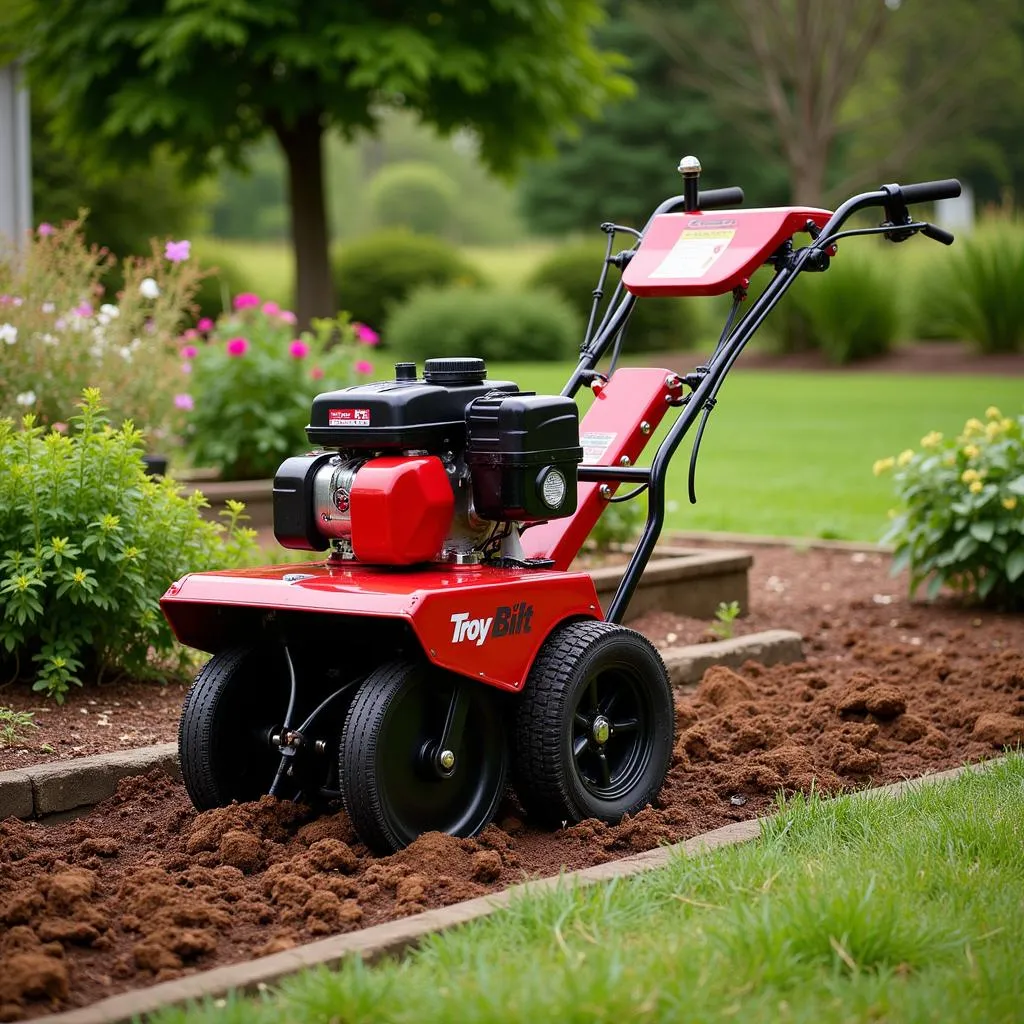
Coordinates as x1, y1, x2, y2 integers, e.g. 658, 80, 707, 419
273, 111, 335, 329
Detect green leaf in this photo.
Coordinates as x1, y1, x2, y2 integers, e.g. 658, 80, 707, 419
969, 520, 996, 543
1007, 475, 1024, 496
1007, 549, 1024, 583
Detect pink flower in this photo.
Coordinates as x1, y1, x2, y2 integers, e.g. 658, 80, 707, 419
37, 223, 55, 237
181, 344, 199, 359
174, 393, 194, 411
183, 328, 199, 340
262, 301, 281, 317
73, 302, 92, 318
233, 293, 260, 311
52, 422, 68, 434
279, 310, 297, 325
354, 323, 380, 346
226, 337, 249, 357
311, 366, 324, 380
164, 240, 191, 262
356, 359, 374, 375
289, 339, 310, 359
197, 317, 214, 333
181, 362, 193, 375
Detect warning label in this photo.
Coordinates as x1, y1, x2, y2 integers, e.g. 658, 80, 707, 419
581, 431, 617, 464
328, 407, 371, 427
650, 228, 735, 279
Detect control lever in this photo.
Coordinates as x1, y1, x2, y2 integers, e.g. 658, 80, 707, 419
921, 223, 955, 246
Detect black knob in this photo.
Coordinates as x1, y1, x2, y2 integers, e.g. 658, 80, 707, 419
423, 357, 487, 386
394, 362, 417, 381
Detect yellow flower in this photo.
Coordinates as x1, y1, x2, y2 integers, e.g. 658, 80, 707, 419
963, 444, 980, 459
961, 469, 981, 484
985, 406, 1002, 420
969, 480, 983, 494
1002, 417, 1015, 432
895, 449, 913, 467
963, 418, 984, 436
985, 421, 1002, 441
873, 457, 895, 476
920, 430, 943, 449
943, 454, 956, 466
1003, 496, 1018, 511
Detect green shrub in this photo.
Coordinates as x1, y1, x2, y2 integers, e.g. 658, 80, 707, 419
386, 285, 580, 364
0, 390, 258, 701
771, 249, 901, 363
367, 162, 459, 237
331, 231, 482, 333
920, 224, 1024, 353
184, 301, 368, 481
525, 240, 700, 352
587, 498, 644, 552
878, 406, 1024, 608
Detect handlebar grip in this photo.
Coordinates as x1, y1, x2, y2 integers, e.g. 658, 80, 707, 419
921, 223, 955, 246
900, 179, 961, 204
698, 186, 744, 210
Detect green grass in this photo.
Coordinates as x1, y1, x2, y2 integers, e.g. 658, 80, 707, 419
485, 362, 1023, 541
155, 755, 1024, 1024
192, 237, 294, 306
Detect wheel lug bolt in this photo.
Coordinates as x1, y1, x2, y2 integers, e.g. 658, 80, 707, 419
315, 740, 327, 754
591, 716, 611, 745
439, 749, 456, 770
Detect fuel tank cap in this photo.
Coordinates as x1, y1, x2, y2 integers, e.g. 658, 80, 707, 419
423, 357, 487, 386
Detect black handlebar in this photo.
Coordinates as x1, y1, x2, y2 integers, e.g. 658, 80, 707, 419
900, 179, 962, 205
697, 186, 745, 210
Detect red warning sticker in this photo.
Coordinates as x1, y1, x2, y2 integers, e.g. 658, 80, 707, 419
328, 408, 371, 426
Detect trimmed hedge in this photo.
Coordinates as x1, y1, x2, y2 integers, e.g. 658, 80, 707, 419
367, 162, 459, 237
386, 285, 581, 364
331, 231, 483, 334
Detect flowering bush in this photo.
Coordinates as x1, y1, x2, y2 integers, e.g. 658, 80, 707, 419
877, 406, 1024, 607
0, 219, 204, 445
183, 296, 372, 480
0, 390, 258, 702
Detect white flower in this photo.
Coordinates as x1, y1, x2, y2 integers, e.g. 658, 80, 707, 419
130, 337, 141, 351
118, 346, 132, 361
100, 303, 119, 318
15, 390, 36, 407
0, 323, 17, 345
88, 345, 104, 359
40, 333, 58, 346
139, 277, 160, 299
97, 312, 111, 326
41, 302, 55, 314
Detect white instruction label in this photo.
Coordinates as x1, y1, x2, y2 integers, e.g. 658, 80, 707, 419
581, 431, 617, 464
650, 228, 735, 279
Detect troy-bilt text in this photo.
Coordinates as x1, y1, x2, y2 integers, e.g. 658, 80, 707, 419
450, 603, 534, 646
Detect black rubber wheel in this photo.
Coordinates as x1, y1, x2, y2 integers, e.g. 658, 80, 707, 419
512, 620, 674, 827
179, 646, 291, 810
339, 661, 508, 854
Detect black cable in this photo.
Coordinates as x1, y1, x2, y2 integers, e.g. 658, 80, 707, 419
608, 483, 648, 503
687, 398, 717, 504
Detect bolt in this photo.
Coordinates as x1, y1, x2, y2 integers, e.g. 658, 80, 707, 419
439, 749, 456, 770
599, 484, 613, 500
665, 374, 681, 388
315, 739, 327, 755
640, 421, 651, 435
592, 716, 611, 745
271, 733, 282, 747
619, 455, 631, 466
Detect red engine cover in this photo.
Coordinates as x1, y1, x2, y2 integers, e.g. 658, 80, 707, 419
350, 456, 454, 564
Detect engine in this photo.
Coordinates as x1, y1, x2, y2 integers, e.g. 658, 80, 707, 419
273, 357, 583, 565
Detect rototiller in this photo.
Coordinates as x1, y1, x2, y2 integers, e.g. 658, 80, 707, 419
162, 159, 960, 854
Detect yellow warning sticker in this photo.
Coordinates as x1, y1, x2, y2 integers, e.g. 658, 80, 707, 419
650, 228, 735, 279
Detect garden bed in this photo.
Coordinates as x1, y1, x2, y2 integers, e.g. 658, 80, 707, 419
1, 542, 1022, 1019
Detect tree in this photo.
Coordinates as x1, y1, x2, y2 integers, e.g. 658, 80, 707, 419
638, 0, 1024, 207
519, 1, 788, 233
9, 1, 628, 325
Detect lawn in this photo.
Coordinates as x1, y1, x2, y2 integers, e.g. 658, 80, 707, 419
487, 362, 1023, 541
155, 755, 1024, 1024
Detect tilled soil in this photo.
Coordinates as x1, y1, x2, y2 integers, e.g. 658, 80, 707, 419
1, 545, 1023, 1020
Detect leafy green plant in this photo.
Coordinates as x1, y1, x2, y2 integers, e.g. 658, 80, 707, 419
920, 222, 1024, 353
771, 248, 901, 363
525, 240, 701, 352
0, 708, 37, 747
367, 162, 459, 237
587, 499, 644, 553
183, 298, 369, 481
709, 599, 741, 640
878, 406, 1024, 607
0, 389, 258, 701
331, 231, 483, 333
0, 217, 205, 443
387, 285, 580, 364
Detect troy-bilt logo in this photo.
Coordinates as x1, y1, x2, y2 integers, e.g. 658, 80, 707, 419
450, 603, 534, 646
328, 407, 370, 427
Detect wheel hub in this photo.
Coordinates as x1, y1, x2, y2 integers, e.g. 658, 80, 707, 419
591, 715, 611, 746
